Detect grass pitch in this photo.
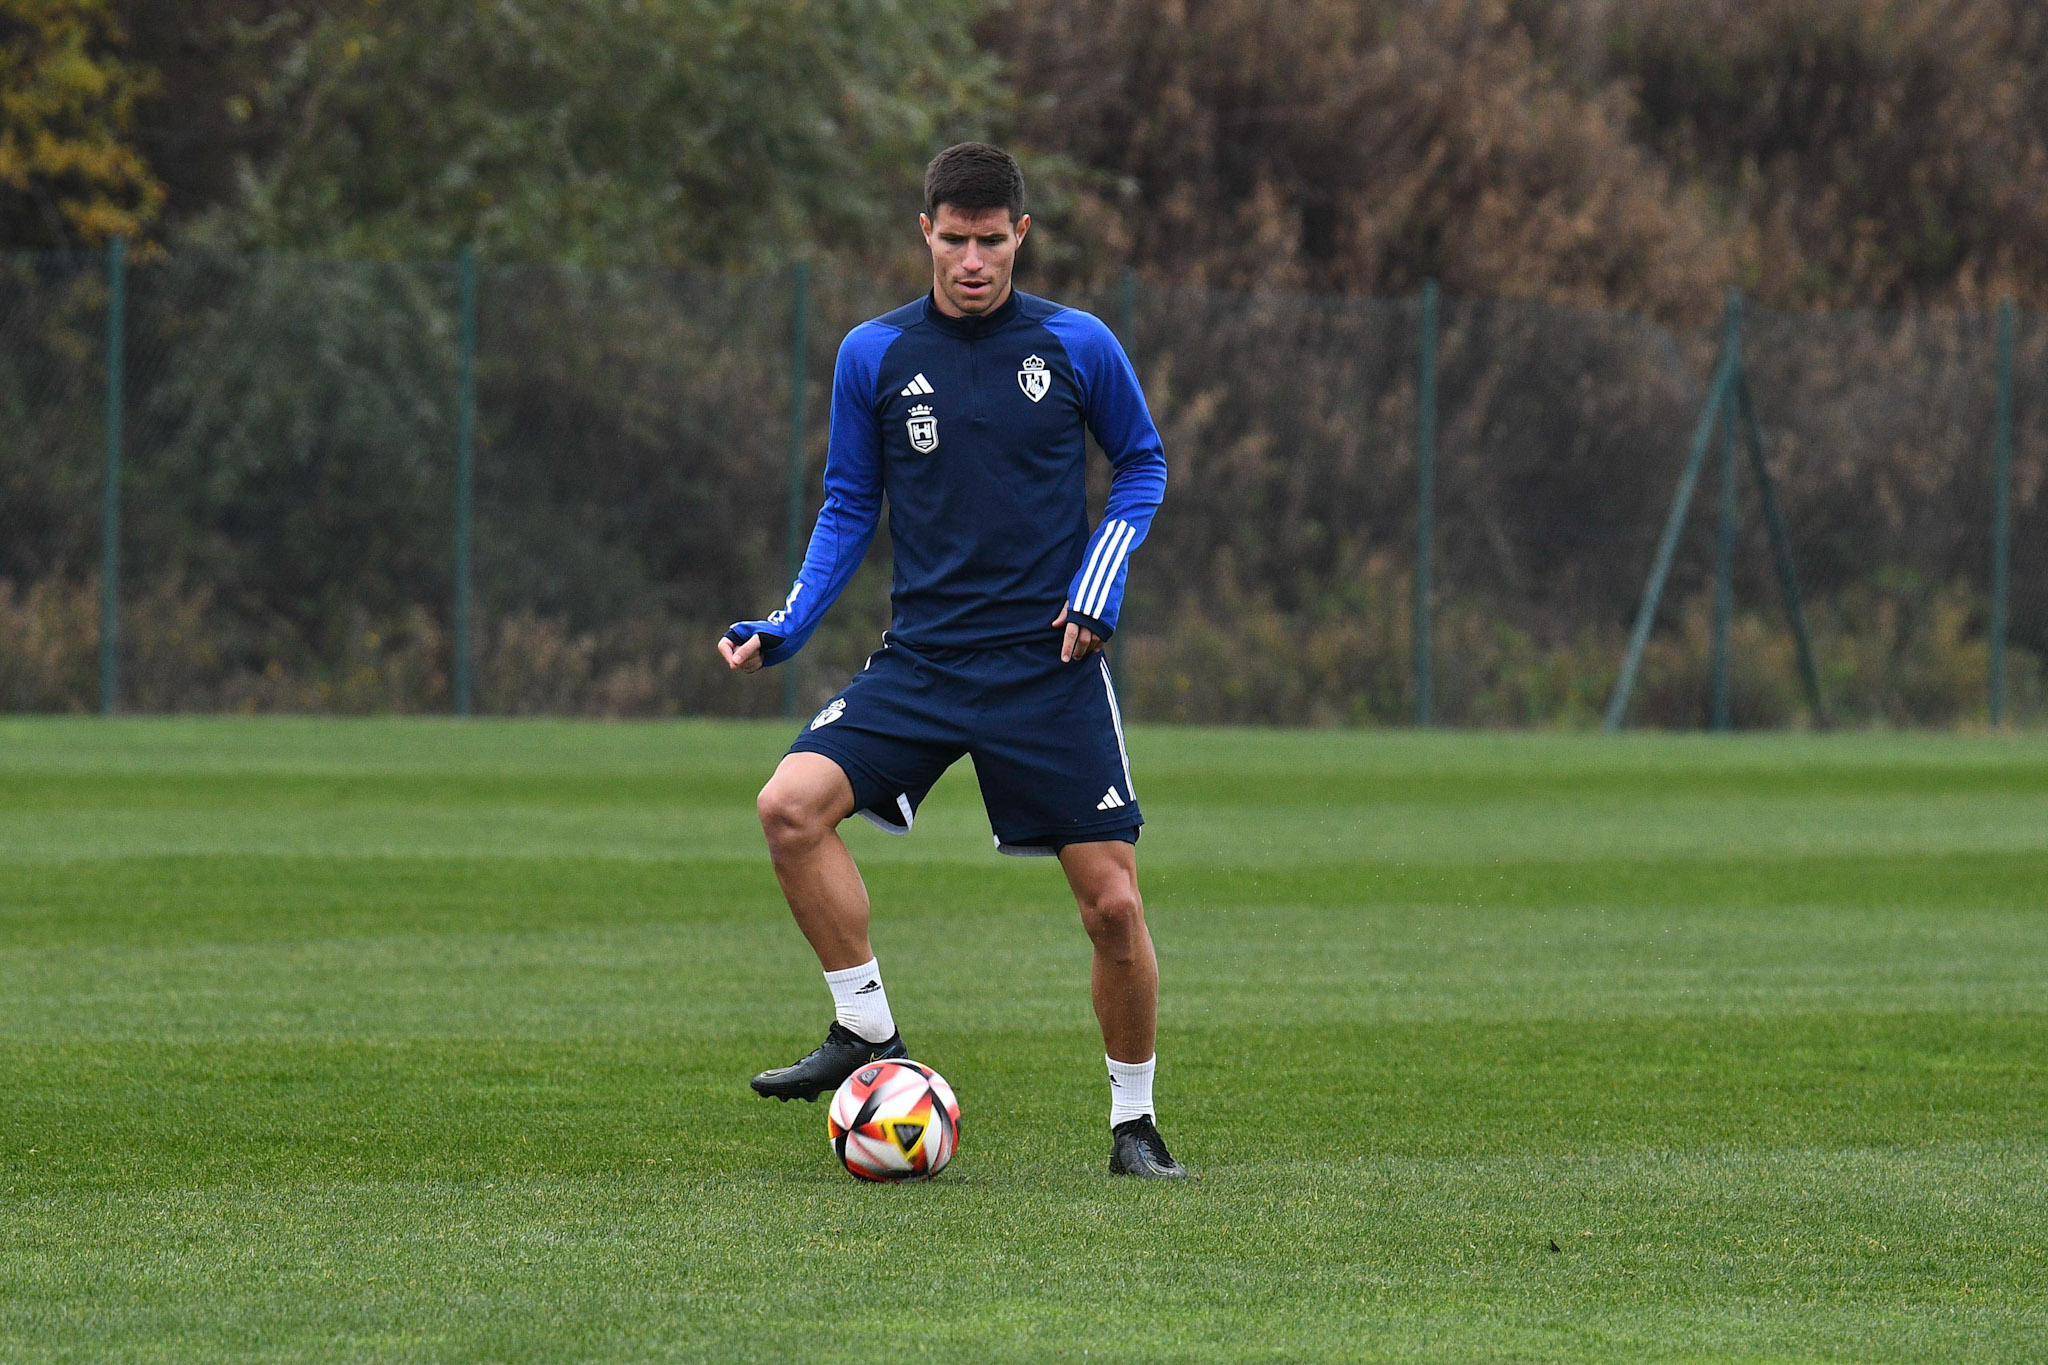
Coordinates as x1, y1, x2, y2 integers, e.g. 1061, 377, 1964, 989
2, 719, 2045, 1362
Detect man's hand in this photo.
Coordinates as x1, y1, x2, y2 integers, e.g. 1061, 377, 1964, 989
1052, 606, 1104, 663
718, 632, 765, 673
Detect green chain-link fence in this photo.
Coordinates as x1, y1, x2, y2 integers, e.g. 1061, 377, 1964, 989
2, 246, 2041, 726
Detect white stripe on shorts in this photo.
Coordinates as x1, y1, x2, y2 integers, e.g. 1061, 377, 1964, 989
1099, 655, 1134, 800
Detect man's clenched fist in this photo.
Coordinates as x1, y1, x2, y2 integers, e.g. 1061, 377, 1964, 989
718, 633, 764, 673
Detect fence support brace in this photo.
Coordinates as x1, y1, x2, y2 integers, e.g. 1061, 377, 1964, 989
1606, 290, 1825, 731
99, 237, 126, 716
1603, 322, 1739, 731
1735, 375, 1825, 721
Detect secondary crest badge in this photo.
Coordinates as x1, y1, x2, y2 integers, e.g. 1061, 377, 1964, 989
1018, 355, 1050, 402
907, 403, 938, 453
810, 697, 846, 731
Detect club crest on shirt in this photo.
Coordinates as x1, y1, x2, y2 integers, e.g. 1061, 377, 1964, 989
907, 403, 938, 453
1018, 355, 1050, 402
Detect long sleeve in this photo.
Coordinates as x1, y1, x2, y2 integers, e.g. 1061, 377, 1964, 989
725, 324, 891, 666
1047, 310, 1168, 636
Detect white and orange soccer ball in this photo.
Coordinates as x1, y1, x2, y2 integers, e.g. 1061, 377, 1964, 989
827, 1059, 960, 1181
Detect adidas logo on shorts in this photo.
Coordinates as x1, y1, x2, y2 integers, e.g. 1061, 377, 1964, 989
1096, 786, 1127, 811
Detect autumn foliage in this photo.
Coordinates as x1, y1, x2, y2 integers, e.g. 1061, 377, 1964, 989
0, 0, 160, 248
12, 0, 2048, 315
1, 1, 2044, 724
996, 0, 2048, 318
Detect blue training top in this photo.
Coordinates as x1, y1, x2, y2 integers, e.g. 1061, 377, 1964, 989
727, 289, 1168, 665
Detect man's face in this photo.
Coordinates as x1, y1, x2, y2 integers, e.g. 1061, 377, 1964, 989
922, 204, 1030, 317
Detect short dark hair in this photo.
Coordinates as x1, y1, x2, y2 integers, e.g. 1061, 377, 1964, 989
923, 143, 1026, 222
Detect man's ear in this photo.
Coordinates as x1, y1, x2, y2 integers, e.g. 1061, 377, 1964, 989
1014, 214, 1030, 246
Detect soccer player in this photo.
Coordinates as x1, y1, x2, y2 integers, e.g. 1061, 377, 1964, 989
718, 143, 1183, 1178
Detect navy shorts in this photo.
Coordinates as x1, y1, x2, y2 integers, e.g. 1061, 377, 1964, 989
788, 636, 1142, 856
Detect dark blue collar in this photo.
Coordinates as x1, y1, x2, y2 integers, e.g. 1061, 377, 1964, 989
921, 288, 1021, 338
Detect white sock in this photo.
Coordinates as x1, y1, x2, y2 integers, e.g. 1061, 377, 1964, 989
823, 958, 896, 1043
1107, 1054, 1156, 1126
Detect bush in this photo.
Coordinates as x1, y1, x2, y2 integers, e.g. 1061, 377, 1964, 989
0, 577, 97, 711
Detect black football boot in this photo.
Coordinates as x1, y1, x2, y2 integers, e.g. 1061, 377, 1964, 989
1109, 1115, 1190, 1178
750, 1022, 908, 1102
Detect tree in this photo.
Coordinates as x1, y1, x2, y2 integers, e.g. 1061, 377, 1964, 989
0, 0, 163, 248
1528, 0, 2048, 308
190, 0, 998, 268
115, 1, 316, 234
995, 0, 1733, 322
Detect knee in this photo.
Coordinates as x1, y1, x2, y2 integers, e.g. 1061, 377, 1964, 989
757, 779, 829, 854
1079, 887, 1145, 955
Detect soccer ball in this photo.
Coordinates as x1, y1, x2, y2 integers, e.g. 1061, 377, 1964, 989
827, 1059, 960, 1181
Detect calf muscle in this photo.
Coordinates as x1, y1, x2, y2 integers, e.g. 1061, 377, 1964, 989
1060, 840, 1158, 1063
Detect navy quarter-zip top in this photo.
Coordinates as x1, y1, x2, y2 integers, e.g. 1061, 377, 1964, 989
729, 290, 1168, 664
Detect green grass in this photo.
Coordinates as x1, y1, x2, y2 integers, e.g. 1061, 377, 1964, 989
2, 718, 2045, 1362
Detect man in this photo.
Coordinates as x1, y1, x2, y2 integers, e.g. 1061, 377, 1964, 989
719, 143, 1182, 1178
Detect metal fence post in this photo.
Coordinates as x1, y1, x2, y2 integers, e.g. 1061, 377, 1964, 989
1991, 297, 2015, 727
98, 236, 126, 716
1710, 292, 1743, 730
453, 246, 478, 716
1414, 279, 1439, 726
784, 259, 811, 720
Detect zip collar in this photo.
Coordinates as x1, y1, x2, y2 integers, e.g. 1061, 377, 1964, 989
921, 288, 1021, 339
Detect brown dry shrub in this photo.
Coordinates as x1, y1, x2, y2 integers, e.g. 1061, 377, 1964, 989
1119, 554, 1618, 726
1001, 0, 1736, 322
1594, 0, 2048, 309
0, 578, 98, 711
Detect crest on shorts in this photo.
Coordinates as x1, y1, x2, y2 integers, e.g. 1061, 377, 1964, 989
1017, 355, 1050, 403
906, 403, 938, 453
810, 697, 846, 731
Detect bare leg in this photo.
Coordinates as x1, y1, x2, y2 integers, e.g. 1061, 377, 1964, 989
1058, 839, 1158, 1062
756, 752, 871, 971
